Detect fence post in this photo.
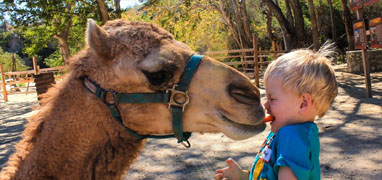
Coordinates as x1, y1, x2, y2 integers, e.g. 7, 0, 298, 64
259, 47, 263, 73
33, 56, 39, 75
1, 64, 8, 102
253, 34, 259, 87
355, 9, 372, 98
272, 39, 277, 60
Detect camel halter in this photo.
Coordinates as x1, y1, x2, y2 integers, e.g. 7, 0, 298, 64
82, 54, 203, 148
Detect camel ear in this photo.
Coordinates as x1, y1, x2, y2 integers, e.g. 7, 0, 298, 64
86, 19, 112, 60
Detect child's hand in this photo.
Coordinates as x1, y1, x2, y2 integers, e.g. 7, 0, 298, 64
214, 158, 249, 180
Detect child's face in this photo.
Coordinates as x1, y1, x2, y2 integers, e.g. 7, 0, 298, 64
264, 78, 302, 133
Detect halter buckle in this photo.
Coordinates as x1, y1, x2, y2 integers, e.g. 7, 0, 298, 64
166, 84, 189, 111
103, 89, 119, 105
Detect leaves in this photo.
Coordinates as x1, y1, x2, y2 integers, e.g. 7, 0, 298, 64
133, 0, 229, 52
0, 47, 27, 72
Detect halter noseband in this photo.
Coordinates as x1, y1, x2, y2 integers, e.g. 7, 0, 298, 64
82, 54, 203, 148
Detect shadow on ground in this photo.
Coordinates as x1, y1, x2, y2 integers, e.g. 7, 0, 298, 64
0, 99, 36, 169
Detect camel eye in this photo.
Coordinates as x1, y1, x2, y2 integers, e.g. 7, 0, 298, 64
142, 69, 174, 86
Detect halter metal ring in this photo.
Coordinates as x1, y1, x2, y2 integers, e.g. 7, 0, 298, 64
180, 140, 191, 148
103, 89, 119, 105
166, 84, 190, 111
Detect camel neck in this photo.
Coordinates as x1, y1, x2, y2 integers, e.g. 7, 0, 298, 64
2, 76, 145, 180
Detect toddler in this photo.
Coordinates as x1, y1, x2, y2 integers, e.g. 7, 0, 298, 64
215, 44, 338, 180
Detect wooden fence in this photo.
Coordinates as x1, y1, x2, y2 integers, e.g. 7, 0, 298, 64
0, 57, 65, 102
205, 34, 285, 87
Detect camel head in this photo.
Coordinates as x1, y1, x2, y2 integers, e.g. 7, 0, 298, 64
78, 19, 265, 142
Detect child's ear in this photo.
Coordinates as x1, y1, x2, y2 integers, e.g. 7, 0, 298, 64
299, 93, 313, 113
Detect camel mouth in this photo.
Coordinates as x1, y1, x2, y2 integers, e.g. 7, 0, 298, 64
218, 113, 266, 136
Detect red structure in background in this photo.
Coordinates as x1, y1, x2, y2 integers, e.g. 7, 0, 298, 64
364, 0, 379, 6
369, 17, 382, 48
353, 19, 367, 49
350, 0, 362, 10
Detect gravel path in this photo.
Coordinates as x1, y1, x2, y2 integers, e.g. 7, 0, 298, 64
0, 64, 381, 179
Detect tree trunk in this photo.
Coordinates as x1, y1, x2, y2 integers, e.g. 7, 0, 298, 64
114, 0, 121, 18
340, 0, 355, 50
307, 0, 320, 50
54, 18, 72, 66
212, 0, 252, 49
239, 0, 252, 48
263, 0, 297, 51
285, 0, 294, 31
289, 0, 306, 47
55, 35, 70, 67
317, 0, 324, 36
214, 1, 242, 48
266, 9, 275, 41
327, 0, 337, 41
96, 0, 109, 24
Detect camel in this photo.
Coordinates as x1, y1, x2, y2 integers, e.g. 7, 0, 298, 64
0, 19, 266, 180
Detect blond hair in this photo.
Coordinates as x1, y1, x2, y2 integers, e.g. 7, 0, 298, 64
264, 42, 338, 117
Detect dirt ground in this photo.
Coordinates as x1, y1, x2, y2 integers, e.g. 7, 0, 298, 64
0, 64, 381, 179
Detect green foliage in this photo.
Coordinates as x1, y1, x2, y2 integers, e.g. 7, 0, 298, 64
22, 25, 56, 56
0, 0, 104, 58
17, 83, 26, 87
128, 0, 229, 52
67, 16, 87, 54
44, 49, 64, 67
0, 47, 27, 72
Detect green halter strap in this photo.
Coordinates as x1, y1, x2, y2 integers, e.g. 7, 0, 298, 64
82, 54, 203, 148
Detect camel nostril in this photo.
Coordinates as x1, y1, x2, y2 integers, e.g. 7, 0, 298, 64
228, 85, 260, 105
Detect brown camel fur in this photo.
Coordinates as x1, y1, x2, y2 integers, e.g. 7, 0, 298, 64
0, 19, 266, 180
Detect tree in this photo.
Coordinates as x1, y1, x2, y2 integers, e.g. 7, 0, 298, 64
340, 0, 354, 50
114, 0, 122, 18
326, 0, 337, 42
209, 0, 252, 49
262, 0, 295, 51
96, 0, 109, 24
289, 0, 306, 46
307, 0, 319, 50
137, 0, 229, 52
0, 47, 27, 72
1, 0, 124, 66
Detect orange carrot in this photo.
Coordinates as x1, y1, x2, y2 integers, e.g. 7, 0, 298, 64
264, 115, 274, 122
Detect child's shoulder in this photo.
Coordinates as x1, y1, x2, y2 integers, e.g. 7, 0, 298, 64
274, 122, 320, 149
277, 122, 318, 137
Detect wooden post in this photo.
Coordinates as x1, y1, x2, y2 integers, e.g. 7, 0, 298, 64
361, 49, 372, 97
253, 34, 259, 87
1, 64, 8, 102
240, 51, 246, 71
272, 39, 277, 60
356, 9, 372, 98
259, 47, 264, 73
33, 56, 39, 75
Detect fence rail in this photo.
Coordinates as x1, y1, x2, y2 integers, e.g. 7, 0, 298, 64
204, 34, 285, 87
0, 56, 66, 102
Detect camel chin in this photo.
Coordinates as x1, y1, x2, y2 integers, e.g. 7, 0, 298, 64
216, 115, 266, 140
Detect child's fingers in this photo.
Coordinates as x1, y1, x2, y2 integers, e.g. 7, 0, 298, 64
225, 158, 233, 164
214, 173, 224, 180
225, 158, 240, 168
216, 169, 224, 173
